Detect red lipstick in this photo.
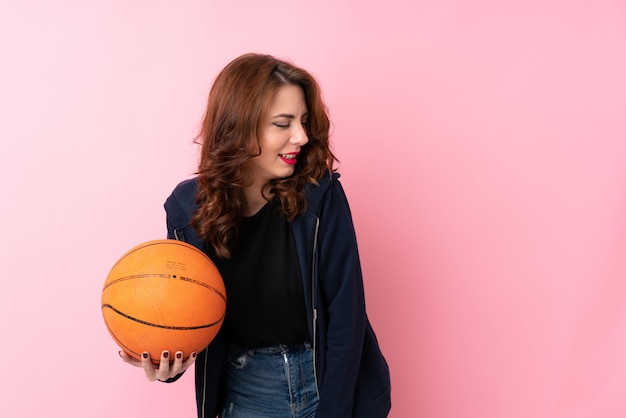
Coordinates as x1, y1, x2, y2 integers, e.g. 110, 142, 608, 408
279, 152, 299, 165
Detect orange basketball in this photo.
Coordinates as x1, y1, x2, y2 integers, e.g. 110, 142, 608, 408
101, 239, 226, 364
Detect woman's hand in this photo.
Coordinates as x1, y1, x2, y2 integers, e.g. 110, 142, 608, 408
119, 350, 197, 382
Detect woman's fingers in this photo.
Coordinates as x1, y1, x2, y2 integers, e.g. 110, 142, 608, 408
140, 351, 160, 381
182, 351, 198, 371
171, 351, 198, 376
119, 350, 141, 367
168, 351, 184, 376
154, 351, 172, 381
119, 349, 197, 382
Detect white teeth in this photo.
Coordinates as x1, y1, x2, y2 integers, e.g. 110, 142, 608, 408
280, 153, 296, 159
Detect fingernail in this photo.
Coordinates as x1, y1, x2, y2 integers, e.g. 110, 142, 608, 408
118, 351, 123, 358
176, 352, 182, 359
142, 352, 148, 359
163, 351, 169, 359
191, 352, 197, 359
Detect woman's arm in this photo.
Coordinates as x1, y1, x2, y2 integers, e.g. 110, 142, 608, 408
315, 180, 368, 416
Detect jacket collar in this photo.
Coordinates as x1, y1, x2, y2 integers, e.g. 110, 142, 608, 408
303, 171, 339, 217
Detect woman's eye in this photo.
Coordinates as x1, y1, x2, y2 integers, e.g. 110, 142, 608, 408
273, 122, 289, 128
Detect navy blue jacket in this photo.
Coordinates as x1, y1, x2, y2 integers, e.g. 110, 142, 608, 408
164, 172, 391, 417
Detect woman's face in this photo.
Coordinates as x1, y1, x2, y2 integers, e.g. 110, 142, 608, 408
250, 84, 309, 184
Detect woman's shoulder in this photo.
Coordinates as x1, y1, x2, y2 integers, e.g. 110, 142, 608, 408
304, 171, 341, 214
170, 177, 198, 197
164, 177, 198, 218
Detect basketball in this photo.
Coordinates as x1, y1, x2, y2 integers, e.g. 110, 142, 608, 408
101, 239, 226, 364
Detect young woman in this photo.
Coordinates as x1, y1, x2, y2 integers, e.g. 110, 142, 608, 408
121, 53, 391, 418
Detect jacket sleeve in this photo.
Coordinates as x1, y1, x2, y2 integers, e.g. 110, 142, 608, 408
315, 180, 367, 417
165, 188, 190, 242
163, 183, 226, 415
158, 193, 188, 384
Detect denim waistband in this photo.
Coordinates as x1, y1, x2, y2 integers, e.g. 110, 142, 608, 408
222, 340, 318, 416
228, 341, 311, 355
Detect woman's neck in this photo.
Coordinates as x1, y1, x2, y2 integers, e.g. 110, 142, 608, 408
241, 183, 272, 217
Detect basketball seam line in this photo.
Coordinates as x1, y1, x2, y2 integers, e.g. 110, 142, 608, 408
101, 304, 225, 330
102, 274, 227, 302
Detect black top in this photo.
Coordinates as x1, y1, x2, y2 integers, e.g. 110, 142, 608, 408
213, 200, 309, 348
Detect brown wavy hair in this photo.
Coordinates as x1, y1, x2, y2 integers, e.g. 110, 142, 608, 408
191, 53, 337, 258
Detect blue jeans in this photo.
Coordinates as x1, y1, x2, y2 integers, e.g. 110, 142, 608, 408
219, 342, 319, 418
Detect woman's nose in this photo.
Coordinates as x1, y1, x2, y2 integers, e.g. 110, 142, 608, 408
291, 125, 309, 145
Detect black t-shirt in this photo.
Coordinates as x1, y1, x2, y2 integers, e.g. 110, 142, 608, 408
213, 200, 310, 348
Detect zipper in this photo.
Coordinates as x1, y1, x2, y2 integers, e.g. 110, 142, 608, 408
311, 217, 320, 399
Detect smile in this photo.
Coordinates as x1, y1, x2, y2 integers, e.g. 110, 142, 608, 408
279, 153, 299, 165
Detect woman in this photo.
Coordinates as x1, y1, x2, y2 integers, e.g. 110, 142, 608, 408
121, 53, 391, 418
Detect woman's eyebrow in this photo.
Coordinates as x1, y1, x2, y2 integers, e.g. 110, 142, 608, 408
271, 111, 308, 119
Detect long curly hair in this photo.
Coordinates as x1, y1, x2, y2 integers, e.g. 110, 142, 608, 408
191, 53, 337, 258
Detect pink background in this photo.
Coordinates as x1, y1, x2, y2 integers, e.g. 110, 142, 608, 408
1, 1, 625, 417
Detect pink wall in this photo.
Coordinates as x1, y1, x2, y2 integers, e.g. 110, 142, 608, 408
1, 1, 625, 417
